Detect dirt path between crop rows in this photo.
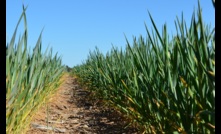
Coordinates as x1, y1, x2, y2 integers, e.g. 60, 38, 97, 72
26, 74, 139, 134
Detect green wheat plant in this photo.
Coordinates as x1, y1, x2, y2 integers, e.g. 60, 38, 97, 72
6, 5, 65, 133
73, 2, 215, 133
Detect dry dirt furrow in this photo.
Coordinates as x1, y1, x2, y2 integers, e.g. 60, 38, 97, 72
26, 74, 139, 134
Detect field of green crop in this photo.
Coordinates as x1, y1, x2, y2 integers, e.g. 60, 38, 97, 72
72, 2, 215, 133
6, 6, 65, 133
6, 1, 215, 134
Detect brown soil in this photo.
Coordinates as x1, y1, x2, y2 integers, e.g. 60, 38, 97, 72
26, 74, 139, 134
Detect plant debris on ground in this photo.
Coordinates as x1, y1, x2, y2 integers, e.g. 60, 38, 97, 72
27, 74, 139, 134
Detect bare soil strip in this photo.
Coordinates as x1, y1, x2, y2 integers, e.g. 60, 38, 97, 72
26, 74, 139, 134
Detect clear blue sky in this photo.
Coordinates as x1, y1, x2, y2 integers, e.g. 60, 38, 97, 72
6, 0, 214, 68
